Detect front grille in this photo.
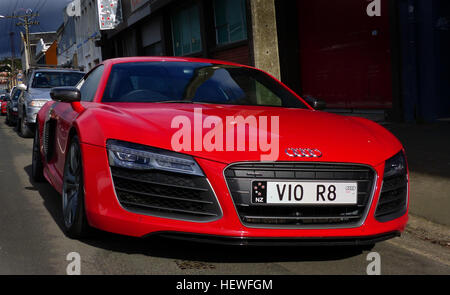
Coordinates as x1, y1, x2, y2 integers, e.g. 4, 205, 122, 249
375, 174, 408, 222
111, 167, 221, 222
224, 163, 376, 228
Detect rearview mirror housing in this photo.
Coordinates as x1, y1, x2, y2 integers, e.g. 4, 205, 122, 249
50, 87, 81, 103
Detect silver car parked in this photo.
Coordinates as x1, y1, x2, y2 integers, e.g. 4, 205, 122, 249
17, 68, 84, 137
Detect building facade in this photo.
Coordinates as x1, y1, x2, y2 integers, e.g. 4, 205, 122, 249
57, 12, 78, 68
20, 31, 57, 71
101, 0, 256, 69
275, 0, 450, 122
74, 0, 103, 71
98, 0, 449, 122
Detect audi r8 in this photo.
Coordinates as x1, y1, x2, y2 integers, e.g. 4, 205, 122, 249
33, 57, 409, 246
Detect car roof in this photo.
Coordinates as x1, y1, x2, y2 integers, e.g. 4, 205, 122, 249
31, 68, 84, 74
103, 56, 246, 67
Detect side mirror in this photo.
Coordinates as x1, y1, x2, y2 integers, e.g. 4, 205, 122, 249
50, 87, 81, 103
17, 83, 27, 91
304, 96, 327, 110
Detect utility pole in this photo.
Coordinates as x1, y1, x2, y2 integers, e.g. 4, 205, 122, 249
1, 12, 39, 71
9, 32, 15, 71
9, 32, 16, 88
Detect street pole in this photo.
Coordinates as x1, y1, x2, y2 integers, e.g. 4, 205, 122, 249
9, 32, 15, 87
16, 14, 39, 71
1, 13, 39, 71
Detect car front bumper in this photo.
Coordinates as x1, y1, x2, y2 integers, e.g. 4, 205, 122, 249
149, 231, 401, 246
74, 143, 409, 241
25, 106, 41, 124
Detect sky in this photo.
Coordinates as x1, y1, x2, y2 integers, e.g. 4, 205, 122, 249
0, 0, 72, 59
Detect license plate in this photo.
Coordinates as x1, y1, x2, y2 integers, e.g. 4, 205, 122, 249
252, 181, 358, 205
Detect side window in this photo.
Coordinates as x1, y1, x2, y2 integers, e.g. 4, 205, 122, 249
79, 65, 104, 102
13, 90, 22, 101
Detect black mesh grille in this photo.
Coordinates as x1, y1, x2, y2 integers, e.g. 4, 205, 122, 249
43, 119, 56, 161
224, 163, 376, 228
375, 174, 408, 222
111, 167, 221, 221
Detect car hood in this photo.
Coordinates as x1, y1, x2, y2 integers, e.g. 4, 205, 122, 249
82, 103, 403, 167
28, 88, 52, 99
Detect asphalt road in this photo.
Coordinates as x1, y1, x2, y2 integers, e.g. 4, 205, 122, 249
0, 118, 449, 275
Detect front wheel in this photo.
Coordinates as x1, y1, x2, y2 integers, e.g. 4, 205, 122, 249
32, 124, 45, 182
19, 115, 33, 138
62, 135, 90, 239
5, 110, 10, 124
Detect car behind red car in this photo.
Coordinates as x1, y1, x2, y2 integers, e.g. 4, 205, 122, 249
1, 94, 8, 115
33, 57, 409, 247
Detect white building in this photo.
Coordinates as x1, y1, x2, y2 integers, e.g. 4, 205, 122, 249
57, 11, 78, 68
73, 0, 103, 71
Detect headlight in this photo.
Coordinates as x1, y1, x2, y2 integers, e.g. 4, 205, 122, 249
12, 107, 18, 112
107, 140, 204, 176
384, 152, 407, 178
29, 100, 48, 107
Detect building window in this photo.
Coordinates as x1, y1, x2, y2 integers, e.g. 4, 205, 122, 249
144, 42, 163, 56
171, 4, 202, 56
142, 18, 163, 56
213, 0, 248, 45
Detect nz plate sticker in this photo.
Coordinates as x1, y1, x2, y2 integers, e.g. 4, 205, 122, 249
252, 181, 268, 204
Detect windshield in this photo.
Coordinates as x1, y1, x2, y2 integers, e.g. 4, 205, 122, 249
101, 62, 307, 108
12, 90, 21, 101
32, 71, 84, 89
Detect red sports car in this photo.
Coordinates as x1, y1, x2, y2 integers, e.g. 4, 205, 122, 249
33, 57, 409, 246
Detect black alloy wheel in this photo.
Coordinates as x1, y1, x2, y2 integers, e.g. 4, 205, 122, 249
62, 135, 90, 238
32, 124, 45, 182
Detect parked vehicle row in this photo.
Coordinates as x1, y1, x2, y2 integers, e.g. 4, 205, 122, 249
5, 87, 21, 126
1, 67, 84, 137
17, 68, 85, 137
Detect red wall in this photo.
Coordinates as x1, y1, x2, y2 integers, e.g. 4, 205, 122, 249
211, 44, 250, 65
297, 0, 393, 109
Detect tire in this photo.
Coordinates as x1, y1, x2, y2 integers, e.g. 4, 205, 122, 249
32, 124, 45, 182
62, 135, 90, 239
14, 116, 19, 132
19, 115, 34, 138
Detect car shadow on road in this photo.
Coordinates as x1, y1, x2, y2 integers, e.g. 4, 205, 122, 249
24, 165, 367, 264
23, 165, 68, 234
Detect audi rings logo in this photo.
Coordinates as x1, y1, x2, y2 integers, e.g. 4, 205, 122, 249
285, 148, 323, 158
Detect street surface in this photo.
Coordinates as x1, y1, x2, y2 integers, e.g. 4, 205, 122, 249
0, 118, 449, 275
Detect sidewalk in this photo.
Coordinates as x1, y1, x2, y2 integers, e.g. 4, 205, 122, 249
406, 214, 450, 248
385, 122, 450, 227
